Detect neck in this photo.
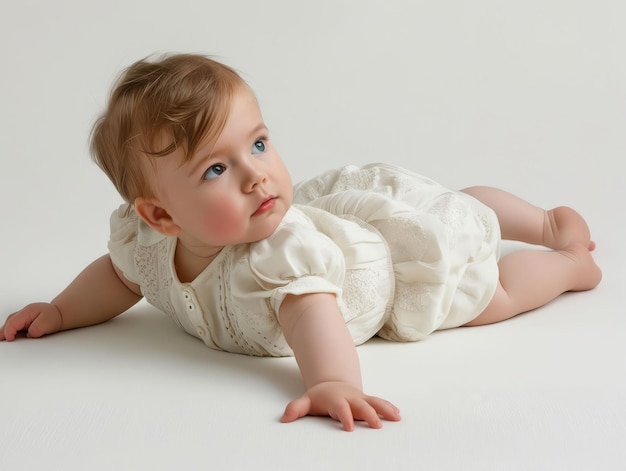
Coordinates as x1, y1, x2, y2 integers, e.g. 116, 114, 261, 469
174, 241, 222, 283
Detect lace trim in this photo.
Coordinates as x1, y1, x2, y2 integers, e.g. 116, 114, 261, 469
342, 268, 387, 322
220, 251, 268, 356
330, 166, 379, 193
134, 240, 180, 327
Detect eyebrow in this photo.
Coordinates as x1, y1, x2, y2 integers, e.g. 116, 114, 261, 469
187, 123, 268, 178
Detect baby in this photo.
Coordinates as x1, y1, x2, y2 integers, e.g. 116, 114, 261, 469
0, 53, 601, 431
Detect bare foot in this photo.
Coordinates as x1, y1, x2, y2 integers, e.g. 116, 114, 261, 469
543, 206, 595, 251
559, 243, 602, 291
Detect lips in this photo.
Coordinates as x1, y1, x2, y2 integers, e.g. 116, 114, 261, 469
253, 196, 277, 216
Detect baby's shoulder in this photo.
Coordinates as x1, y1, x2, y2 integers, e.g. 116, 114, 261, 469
244, 206, 344, 279
252, 206, 337, 255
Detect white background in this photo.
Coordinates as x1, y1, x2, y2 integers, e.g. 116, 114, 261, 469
1, 1, 624, 470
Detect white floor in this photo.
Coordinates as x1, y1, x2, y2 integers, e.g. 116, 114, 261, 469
1, 2, 624, 470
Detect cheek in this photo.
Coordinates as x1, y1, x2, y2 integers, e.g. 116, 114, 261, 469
204, 200, 244, 240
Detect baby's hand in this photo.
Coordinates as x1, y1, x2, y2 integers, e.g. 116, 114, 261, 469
0, 303, 63, 341
280, 381, 401, 431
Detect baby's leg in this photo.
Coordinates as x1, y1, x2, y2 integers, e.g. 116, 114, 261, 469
461, 186, 594, 250
465, 244, 601, 325
460, 186, 601, 326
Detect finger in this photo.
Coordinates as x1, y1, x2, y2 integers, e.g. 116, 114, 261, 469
1, 324, 19, 341
0, 322, 7, 341
2, 307, 47, 341
350, 399, 382, 429
331, 401, 355, 432
280, 396, 311, 423
1, 313, 27, 342
366, 396, 402, 422
0, 315, 11, 340
27, 312, 60, 338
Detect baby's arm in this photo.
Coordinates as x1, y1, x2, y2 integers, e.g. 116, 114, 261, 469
278, 293, 401, 431
0, 254, 142, 341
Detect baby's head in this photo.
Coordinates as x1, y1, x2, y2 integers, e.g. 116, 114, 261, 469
90, 53, 247, 203
91, 53, 293, 249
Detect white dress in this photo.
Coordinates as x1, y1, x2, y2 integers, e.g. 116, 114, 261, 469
108, 163, 500, 357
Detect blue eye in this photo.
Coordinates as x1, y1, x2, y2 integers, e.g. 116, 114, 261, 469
252, 140, 266, 154
203, 164, 226, 180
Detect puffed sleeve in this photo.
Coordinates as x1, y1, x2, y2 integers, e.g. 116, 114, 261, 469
237, 211, 346, 318
107, 204, 141, 284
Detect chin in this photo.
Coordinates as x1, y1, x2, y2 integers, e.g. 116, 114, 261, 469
255, 220, 283, 242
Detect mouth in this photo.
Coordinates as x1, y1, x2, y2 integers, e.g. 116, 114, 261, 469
253, 196, 277, 216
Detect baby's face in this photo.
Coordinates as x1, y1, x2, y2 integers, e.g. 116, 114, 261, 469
148, 87, 293, 252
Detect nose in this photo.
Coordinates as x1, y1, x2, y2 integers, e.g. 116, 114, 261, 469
241, 160, 267, 193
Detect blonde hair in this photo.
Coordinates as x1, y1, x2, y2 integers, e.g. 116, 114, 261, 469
90, 53, 247, 202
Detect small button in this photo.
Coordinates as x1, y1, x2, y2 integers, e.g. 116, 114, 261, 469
196, 327, 206, 337
186, 303, 195, 311
183, 291, 192, 301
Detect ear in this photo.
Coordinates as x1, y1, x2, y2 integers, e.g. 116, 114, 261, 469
134, 197, 180, 236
